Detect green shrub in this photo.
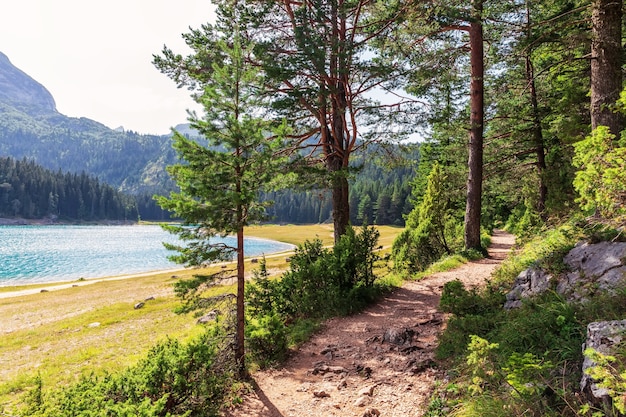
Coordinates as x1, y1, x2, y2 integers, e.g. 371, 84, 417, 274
22, 328, 233, 417
490, 293, 584, 363
246, 225, 385, 321
392, 163, 465, 273
286, 318, 321, 347
436, 313, 501, 359
332, 224, 382, 289
583, 346, 626, 415
572, 125, 626, 222
440, 280, 505, 318
246, 314, 288, 368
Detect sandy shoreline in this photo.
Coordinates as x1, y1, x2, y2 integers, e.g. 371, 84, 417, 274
0, 267, 187, 299
0, 248, 295, 300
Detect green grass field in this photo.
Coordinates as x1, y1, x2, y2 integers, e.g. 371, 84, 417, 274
0, 224, 402, 411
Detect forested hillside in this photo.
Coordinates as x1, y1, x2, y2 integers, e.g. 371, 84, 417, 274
0, 156, 138, 221
0, 51, 416, 224
0, 53, 175, 196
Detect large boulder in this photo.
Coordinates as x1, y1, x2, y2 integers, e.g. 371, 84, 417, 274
581, 320, 626, 400
557, 242, 626, 301
505, 241, 626, 308
504, 267, 553, 309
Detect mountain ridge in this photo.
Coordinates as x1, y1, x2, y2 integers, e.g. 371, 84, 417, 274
0, 50, 180, 195
0, 52, 57, 115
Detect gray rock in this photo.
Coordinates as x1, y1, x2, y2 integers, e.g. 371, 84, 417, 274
581, 320, 626, 399
504, 267, 552, 309
312, 364, 348, 375
506, 242, 626, 307
565, 242, 626, 278
382, 327, 415, 345
558, 242, 626, 300
197, 310, 219, 324
354, 395, 371, 407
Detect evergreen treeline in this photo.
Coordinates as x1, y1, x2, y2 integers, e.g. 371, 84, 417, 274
261, 145, 417, 226
0, 119, 175, 195
0, 147, 416, 225
0, 156, 138, 221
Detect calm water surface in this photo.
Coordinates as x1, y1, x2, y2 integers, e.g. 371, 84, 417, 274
0, 225, 294, 286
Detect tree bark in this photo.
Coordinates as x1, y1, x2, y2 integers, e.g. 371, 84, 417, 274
235, 225, 246, 378
591, 0, 623, 136
464, 0, 484, 251
328, 0, 350, 244
526, 55, 548, 215
328, 153, 350, 243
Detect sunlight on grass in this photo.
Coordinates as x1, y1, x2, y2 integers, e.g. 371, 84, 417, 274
0, 224, 404, 411
412, 254, 471, 280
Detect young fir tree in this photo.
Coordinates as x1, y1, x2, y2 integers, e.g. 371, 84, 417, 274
154, 6, 286, 377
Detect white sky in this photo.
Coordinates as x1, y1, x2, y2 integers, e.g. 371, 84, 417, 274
1, 0, 216, 135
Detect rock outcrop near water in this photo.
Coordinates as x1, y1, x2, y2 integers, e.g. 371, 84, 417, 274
505, 241, 626, 309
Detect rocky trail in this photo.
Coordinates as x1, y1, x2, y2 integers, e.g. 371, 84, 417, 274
224, 230, 515, 417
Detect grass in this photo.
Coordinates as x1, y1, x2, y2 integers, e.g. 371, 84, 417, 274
412, 254, 475, 280
428, 219, 626, 416
0, 223, 403, 412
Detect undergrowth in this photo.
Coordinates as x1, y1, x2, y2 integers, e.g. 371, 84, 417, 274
12, 225, 392, 415
429, 217, 626, 416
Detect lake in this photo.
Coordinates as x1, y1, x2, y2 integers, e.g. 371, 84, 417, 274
0, 225, 294, 286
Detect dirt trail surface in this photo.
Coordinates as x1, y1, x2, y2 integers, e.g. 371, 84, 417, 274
225, 230, 515, 417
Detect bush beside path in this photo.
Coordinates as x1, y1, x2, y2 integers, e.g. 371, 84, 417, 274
225, 230, 515, 417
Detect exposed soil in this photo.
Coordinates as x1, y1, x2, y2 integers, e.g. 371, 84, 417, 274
224, 230, 515, 417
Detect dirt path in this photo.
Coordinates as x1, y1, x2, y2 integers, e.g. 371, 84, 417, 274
224, 230, 515, 417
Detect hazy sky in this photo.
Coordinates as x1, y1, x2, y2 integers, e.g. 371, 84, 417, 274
1, 0, 216, 135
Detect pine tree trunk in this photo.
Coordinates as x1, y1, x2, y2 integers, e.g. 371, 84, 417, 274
328, 2, 350, 245
235, 225, 246, 378
464, 0, 484, 251
328, 154, 350, 243
526, 55, 548, 214
591, 0, 623, 136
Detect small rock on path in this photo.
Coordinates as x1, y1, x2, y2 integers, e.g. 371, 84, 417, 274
224, 230, 515, 417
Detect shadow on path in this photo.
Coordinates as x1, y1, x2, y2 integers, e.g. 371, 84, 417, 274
226, 230, 516, 417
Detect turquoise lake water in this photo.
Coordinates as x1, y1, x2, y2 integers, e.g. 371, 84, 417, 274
0, 225, 294, 286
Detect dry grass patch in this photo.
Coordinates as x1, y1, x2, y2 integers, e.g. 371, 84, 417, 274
0, 224, 403, 411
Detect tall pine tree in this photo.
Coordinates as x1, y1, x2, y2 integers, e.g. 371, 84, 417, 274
154, 1, 287, 377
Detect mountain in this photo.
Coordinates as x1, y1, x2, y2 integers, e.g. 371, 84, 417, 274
0, 52, 57, 115
0, 51, 416, 224
0, 51, 178, 195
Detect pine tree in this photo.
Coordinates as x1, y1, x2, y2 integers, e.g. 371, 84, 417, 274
248, 0, 411, 243
154, 2, 287, 377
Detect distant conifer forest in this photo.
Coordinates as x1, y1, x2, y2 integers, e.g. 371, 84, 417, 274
0, 157, 138, 221
0, 151, 416, 225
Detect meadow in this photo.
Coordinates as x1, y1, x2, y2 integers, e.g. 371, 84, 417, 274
0, 224, 401, 410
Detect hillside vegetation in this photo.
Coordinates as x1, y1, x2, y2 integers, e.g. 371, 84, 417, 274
1, 0, 626, 415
